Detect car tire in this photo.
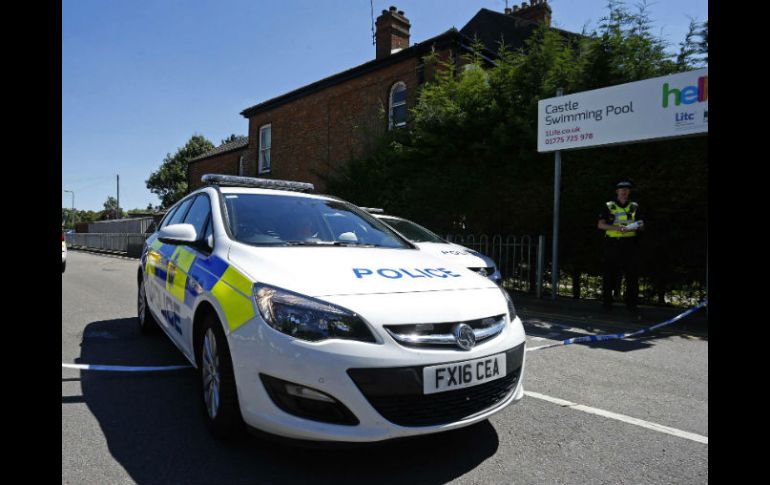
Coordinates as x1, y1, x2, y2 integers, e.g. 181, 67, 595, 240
137, 278, 159, 334
198, 313, 245, 439
62, 261, 66, 273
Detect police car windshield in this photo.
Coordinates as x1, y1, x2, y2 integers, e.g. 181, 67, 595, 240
223, 194, 410, 248
379, 217, 446, 243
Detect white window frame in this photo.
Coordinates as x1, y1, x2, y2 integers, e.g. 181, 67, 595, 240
388, 82, 407, 130
258, 124, 271, 174
238, 155, 245, 176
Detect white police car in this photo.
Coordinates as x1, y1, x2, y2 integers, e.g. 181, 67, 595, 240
62, 229, 67, 273
138, 175, 525, 442
363, 209, 502, 285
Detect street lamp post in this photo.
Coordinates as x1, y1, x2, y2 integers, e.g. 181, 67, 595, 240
64, 190, 75, 227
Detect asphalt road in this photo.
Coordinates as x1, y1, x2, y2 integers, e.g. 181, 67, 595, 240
62, 251, 708, 485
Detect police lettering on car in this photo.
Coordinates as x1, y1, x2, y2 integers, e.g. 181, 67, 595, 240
352, 267, 463, 279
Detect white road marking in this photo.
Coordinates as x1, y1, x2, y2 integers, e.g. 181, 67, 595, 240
525, 391, 708, 445
62, 363, 191, 372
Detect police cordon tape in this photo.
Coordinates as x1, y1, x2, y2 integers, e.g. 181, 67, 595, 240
61, 300, 707, 371
525, 300, 708, 352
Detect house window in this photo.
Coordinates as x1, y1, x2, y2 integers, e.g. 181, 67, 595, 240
389, 82, 407, 129
259, 124, 271, 174
238, 155, 245, 176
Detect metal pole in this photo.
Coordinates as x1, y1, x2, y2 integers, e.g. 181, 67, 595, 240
551, 87, 563, 300
537, 234, 545, 298
116, 174, 120, 219
64, 190, 75, 227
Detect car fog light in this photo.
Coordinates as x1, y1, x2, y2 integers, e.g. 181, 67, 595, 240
260, 374, 359, 425
284, 383, 336, 403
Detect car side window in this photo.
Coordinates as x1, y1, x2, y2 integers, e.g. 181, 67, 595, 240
159, 206, 178, 230
182, 194, 212, 240
166, 198, 195, 226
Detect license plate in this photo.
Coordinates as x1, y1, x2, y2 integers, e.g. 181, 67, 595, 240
423, 353, 506, 395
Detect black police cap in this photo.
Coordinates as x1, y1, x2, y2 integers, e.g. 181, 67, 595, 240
615, 179, 634, 189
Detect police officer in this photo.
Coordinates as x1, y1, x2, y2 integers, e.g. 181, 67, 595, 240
597, 178, 644, 313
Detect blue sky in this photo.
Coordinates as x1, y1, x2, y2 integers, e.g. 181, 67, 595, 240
62, 0, 707, 212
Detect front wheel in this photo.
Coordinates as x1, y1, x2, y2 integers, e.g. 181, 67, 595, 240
198, 313, 244, 439
137, 279, 158, 334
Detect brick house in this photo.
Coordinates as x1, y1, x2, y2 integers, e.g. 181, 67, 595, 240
188, 1, 561, 191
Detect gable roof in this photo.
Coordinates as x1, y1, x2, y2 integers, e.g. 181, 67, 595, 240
460, 8, 578, 54
189, 136, 248, 164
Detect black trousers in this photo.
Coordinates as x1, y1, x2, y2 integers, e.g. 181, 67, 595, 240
602, 238, 639, 308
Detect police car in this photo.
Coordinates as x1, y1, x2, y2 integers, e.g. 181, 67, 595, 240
362, 209, 502, 285
138, 175, 525, 442
62, 229, 67, 273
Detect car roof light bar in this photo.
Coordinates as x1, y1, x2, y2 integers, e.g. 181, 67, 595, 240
202, 174, 315, 193
359, 207, 385, 214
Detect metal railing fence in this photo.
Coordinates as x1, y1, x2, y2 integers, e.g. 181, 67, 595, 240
445, 234, 545, 295
66, 233, 150, 255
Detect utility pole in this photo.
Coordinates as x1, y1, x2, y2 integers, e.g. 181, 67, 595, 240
116, 174, 120, 219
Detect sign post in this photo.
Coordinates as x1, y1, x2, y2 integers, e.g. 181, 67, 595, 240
551, 87, 563, 300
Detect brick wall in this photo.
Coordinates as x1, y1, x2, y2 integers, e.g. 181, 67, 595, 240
242, 56, 423, 191
188, 149, 246, 190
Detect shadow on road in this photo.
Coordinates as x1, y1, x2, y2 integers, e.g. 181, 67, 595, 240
70, 318, 500, 485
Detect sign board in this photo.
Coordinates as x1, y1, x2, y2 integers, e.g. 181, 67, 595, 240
537, 68, 707, 152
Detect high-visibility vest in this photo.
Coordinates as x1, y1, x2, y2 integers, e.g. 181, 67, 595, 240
605, 201, 638, 238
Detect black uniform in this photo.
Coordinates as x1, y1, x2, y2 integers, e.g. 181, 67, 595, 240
598, 200, 643, 310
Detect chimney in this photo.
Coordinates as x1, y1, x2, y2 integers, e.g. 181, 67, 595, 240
508, 0, 552, 27
375, 6, 411, 60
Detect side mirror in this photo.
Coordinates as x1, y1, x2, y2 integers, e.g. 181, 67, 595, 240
338, 231, 358, 243
158, 224, 198, 245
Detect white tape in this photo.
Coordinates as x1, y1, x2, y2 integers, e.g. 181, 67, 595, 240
525, 300, 707, 353
62, 363, 192, 372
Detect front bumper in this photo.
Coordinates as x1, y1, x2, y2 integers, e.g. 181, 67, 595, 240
228, 313, 526, 442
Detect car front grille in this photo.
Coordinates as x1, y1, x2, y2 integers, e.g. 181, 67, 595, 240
384, 314, 506, 349
347, 344, 524, 427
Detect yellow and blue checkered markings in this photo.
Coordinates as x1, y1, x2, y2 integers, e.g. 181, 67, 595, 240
210, 265, 256, 331
143, 236, 256, 332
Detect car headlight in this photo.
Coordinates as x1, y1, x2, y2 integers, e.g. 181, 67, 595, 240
254, 284, 376, 343
500, 287, 517, 322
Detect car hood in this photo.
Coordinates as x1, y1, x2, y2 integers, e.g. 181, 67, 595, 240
227, 242, 497, 298
413, 242, 496, 269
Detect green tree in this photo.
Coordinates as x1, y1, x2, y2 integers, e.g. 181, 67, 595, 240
100, 196, 125, 220
220, 134, 244, 145
676, 19, 708, 70
146, 134, 215, 208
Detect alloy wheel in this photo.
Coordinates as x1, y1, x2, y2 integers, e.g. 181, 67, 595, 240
202, 329, 221, 419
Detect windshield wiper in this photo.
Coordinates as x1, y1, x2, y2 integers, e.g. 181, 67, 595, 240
283, 240, 377, 247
